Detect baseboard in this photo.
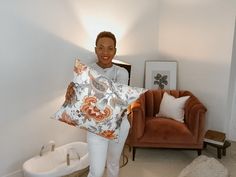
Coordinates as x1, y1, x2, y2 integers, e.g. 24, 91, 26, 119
2, 169, 23, 177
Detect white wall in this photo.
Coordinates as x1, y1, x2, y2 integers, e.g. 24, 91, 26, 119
158, 0, 236, 135
0, 0, 158, 176
227, 18, 236, 140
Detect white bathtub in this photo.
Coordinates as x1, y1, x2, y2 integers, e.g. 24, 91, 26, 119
23, 141, 89, 177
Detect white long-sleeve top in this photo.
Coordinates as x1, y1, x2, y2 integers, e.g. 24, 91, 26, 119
90, 63, 129, 85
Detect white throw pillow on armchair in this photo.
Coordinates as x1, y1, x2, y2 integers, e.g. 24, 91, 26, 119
156, 92, 190, 123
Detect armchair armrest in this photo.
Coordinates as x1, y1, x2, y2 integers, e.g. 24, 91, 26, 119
129, 98, 146, 140
185, 97, 207, 142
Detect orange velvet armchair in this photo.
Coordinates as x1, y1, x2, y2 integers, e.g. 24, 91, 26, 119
126, 89, 207, 161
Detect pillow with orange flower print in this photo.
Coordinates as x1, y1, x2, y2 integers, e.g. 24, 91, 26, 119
52, 59, 146, 141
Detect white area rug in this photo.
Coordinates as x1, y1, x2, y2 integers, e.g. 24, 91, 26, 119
178, 155, 229, 177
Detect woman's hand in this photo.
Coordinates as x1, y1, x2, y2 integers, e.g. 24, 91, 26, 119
63, 82, 76, 106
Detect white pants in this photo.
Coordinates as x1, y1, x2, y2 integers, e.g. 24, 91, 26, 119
87, 117, 130, 177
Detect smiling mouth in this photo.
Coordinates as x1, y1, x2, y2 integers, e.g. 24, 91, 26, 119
102, 56, 109, 60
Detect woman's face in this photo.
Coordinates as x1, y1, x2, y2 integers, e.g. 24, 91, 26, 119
95, 37, 116, 68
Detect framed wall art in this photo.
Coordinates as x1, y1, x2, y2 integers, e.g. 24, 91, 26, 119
145, 61, 177, 89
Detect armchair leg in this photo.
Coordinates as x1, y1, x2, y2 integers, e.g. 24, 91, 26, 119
197, 149, 202, 156
132, 147, 136, 161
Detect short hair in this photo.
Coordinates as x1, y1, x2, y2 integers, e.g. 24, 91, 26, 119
95, 31, 116, 47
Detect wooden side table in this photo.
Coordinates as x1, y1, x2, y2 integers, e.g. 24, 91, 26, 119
203, 140, 231, 159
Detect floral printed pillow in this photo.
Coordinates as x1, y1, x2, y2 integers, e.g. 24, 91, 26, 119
52, 59, 146, 141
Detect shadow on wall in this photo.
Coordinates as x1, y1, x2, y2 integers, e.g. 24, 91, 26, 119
1, 17, 95, 119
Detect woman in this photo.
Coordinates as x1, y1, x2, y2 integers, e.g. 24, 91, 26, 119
87, 31, 130, 177
66, 31, 129, 177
